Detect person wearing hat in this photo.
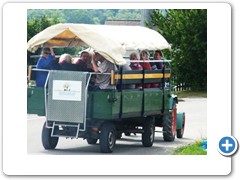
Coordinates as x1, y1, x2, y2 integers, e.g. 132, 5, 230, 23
36, 47, 55, 87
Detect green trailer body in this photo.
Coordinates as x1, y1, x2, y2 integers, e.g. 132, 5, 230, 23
27, 87, 45, 116
27, 69, 185, 153
27, 87, 172, 119
88, 90, 166, 120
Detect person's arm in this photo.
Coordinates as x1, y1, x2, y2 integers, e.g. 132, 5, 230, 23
49, 47, 55, 56
48, 47, 56, 61
91, 59, 99, 73
91, 53, 99, 73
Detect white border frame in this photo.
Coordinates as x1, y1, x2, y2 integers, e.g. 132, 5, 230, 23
2, 2, 233, 176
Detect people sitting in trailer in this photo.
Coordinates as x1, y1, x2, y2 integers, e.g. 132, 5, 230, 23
118, 62, 135, 89
90, 52, 116, 90
58, 53, 78, 71
129, 52, 143, 89
129, 52, 143, 70
87, 51, 94, 70
75, 50, 94, 72
36, 47, 57, 87
150, 50, 165, 87
139, 50, 152, 88
152, 50, 164, 69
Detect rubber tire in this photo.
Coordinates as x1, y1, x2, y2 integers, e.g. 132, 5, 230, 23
142, 117, 155, 147
86, 137, 98, 144
100, 123, 116, 153
177, 113, 185, 138
42, 122, 59, 149
163, 110, 176, 142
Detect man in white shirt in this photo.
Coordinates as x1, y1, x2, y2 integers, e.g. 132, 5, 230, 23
91, 52, 116, 90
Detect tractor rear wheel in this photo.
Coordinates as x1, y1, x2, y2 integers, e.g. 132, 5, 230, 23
142, 117, 155, 147
163, 106, 177, 142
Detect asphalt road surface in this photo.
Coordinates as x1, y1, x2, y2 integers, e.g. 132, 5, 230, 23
27, 97, 207, 155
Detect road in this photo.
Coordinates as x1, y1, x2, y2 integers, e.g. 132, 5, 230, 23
27, 97, 207, 155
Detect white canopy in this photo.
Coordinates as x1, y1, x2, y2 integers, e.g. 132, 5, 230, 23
27, 23, 171, 65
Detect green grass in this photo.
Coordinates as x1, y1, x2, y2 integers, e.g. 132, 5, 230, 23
172, 140, 207, 155
173, 90, 207, 98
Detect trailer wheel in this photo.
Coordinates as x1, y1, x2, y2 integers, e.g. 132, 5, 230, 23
86, 137, 98, 144
100, 123, 116, 153
42, 122, 59, 149
142, 117, 155, 147
177, 113, 185, 138
163, 105, 177, 142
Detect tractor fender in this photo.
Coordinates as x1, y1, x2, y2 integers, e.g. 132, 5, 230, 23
168, 94, 178, 110
177, 112, 185, 130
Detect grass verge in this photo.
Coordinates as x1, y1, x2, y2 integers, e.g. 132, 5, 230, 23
173, 90, 207, 98
172, 140, 207, 155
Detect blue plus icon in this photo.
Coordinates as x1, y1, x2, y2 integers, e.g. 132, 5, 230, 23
218, 136, 239, 156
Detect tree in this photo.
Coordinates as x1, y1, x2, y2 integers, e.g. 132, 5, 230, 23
61, 10, 95, 24
27, 15, 62, 65
113, 9, 141, 20
148, 9, 207, 91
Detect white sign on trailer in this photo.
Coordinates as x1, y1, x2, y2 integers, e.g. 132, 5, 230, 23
52, 80, 82, 101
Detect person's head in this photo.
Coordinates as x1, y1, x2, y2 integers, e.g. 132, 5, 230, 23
154, 50, 163, 60
59, 53, 72, 64
41, 47, 51, 57
130, 53, 139, 60
80, 51, 90, 62
94, 52, 105, 62
140, 50, 149, 60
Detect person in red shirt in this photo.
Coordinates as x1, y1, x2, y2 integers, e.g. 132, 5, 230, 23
75, 51, 93, 72
139, 50, 152, 70
139, 50, 152, 88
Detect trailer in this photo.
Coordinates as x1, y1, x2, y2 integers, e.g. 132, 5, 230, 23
27, 23, 185, 153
